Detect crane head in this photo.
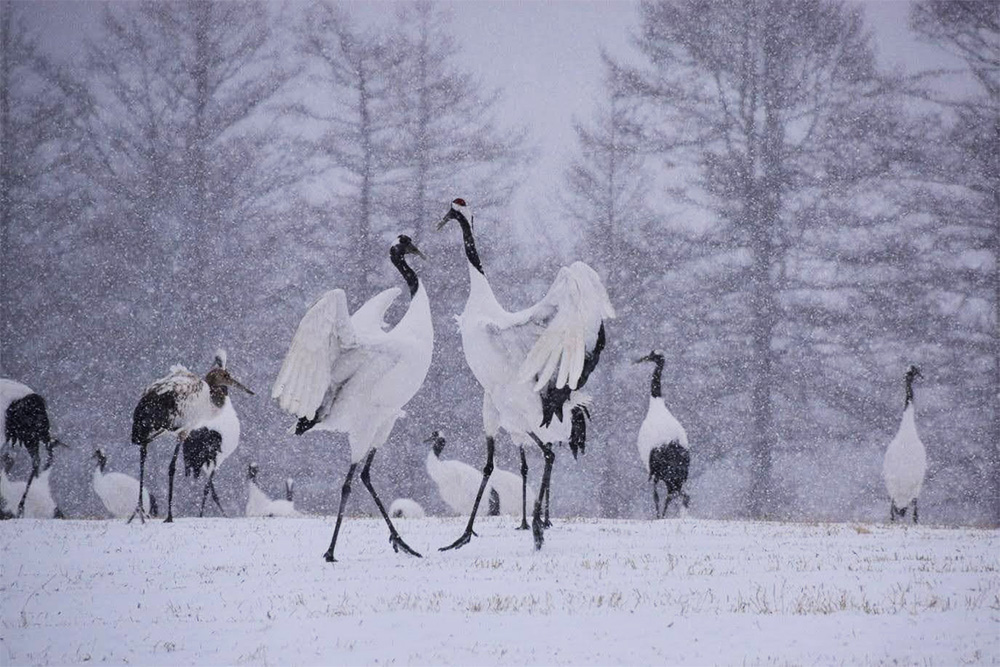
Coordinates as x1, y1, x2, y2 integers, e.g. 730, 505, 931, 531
393, 234, 427, 260
437, 198, 470, 230
424, 430, 446, 457
205, 367, 254, 395
633, 350, 665, 365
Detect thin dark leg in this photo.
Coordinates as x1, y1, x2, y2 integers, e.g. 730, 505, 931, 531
324, 462, 358, 563
681, 492, 691, 509
543, 450, 554, 528
517, 445, 529, 530
652, 481, 661, 519
164, 437, 182, 523
199, 473, 212, 517
661, 493, 674, 519
15, 457, 40, 518
531, 437, 556, 551
209, 476, 226, 516
913, 499, 919, 524
890, 502, 898, 523
441, 436, 495, 551
360, 448, 421, 558
128, 445, 148, 524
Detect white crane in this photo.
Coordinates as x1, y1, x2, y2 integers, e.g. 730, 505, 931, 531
182, 350, 243, 517
883, 365, 927, 524
1, 379, 64, 517
272, 235, 433, 562
245, 463, 301, 517
92, 448, 158, 519
437, 199, 614, 550
131, 360, 253, 523
389, 498, 426, 519
426, 430, 534, 520
634, 350, 690, 518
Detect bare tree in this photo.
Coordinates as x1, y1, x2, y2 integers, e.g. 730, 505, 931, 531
908, 0, 999, 523
615, 0, 903, 517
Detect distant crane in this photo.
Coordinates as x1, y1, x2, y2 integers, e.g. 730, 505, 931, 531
1, 379, 65, 517
272, 235, 433, 562
883, 365, 927, 523
245, 463, 301, 517
389, 498, 426, 519
634, 350, 690, 518
92, 448, 158, 519
131, 360, 253, 523
437, 199, 614, 550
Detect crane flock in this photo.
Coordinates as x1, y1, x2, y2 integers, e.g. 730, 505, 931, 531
0, 199, 933, 562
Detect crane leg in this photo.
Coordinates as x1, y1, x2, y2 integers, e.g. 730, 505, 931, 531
15, 454, 40, 519
164, 437, 183, 522
661, 492, 674, 519
324, 462, 358, 563
360, 448, 421, 558
441, 436, 495, 551
517, 445, 529, 530
913, 499, 919, 524
543, 467, 553, 528
200, 471, 227, 517
128, 445, 149, 524
652, 481, 661, 519
531, 436, 555, 550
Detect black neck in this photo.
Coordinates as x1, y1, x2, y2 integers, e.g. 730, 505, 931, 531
391, 247, 420, 297
904, 376, 915, 409
432, 437, 446, 458
96, 455, 106, 473
456, 212, 484, 275
649, 359, 664, 398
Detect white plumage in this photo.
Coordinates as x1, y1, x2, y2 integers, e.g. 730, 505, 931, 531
271, 235, 432, 562
636, 398, 689, 472
245, 463, 301, 518
92, 449, 154, 519
21, 467, 58, 519
1, 379, 62, 517
882, 366, 927, 523
438, 199, 614, 550
389, 498, 426, 519
1, 453, 25, 518
131, 359, 253, 523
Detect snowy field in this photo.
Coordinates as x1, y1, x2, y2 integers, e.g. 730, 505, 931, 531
1, 517, 997, 666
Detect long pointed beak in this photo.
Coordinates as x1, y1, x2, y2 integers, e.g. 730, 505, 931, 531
423, 434, 437, 444
633, 356, 649, 365
436, 217, 450, 231
230, 377, 255, 396
410, 244, 427, 260
53, 439, 70, 449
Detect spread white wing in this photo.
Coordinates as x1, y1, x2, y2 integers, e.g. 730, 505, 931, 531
505, 262, 615, 392
350, 287, 401, 336
272, 289, 358, 420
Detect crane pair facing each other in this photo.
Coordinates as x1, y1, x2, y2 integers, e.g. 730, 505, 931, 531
271, 199, 615, 563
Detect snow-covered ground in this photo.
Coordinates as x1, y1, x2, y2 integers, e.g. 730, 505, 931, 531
1, 516, 997, 665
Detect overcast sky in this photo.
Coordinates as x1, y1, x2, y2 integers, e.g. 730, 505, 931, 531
23, 0, 963, 247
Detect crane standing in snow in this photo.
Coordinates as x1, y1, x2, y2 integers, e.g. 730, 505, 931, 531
437, 199, 614, 550
131, 362, 254, 523
425, 429, 503, 517
1, 379, 65, 518
272, 235, 433, 562
92, 449, 158, 519
182, 350, 243, 517
389, 498, 426, 519
883, 365, 927, 524
634, 350, 690, 518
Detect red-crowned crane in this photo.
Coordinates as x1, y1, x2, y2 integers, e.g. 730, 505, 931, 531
182, 350, 243, 517
92, 448, 158, 519
634, 350, 690, 518
1, 379, 64, 517
437, 199, 614, 550
130, 360, 253, 523
245, 463, 301, 517
272, 235, 433, 562
883, 365, 927, 524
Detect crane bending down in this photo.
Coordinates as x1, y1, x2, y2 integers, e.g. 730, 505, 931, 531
271, 235, 433, 562
437, 199, 614, 550
131, 361, 253, 523
883, 365, 927, 524
1, 379, 65, 518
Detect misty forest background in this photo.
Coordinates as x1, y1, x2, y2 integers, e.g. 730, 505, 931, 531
1, 0, 996, 525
